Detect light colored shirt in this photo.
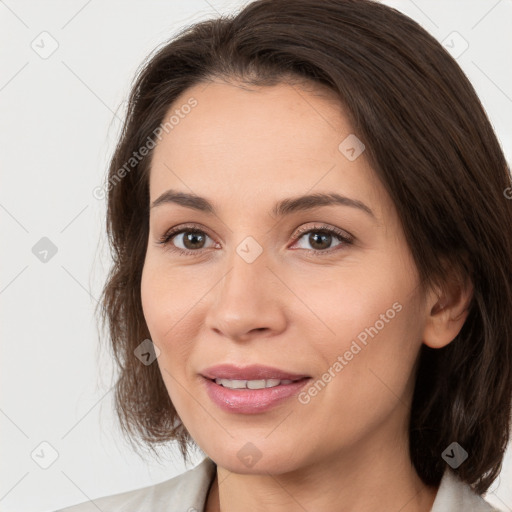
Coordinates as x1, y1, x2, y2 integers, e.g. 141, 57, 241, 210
55, 456, 499, 511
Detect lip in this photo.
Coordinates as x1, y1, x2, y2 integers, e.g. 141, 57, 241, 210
200, 364, 311, 414
200, 364, 310, 381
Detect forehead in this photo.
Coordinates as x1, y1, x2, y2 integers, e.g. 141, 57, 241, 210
148, 80, 387, 218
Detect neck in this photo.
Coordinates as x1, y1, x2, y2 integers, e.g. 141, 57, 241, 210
205, 423, 439, 512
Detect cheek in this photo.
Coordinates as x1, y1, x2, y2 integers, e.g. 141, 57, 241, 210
290, 259, 407, 351
140, 261, 202, 417
140, 261, 200, 367
292, 291, 421, 454
323, 243, 420, 350
298, 244, 421, 376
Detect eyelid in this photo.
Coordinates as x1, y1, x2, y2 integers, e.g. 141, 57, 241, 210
157, 223, 217, 255
290, 223, 354, 245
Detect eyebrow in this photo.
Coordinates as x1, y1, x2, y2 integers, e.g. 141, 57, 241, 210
150, 189, 375, 219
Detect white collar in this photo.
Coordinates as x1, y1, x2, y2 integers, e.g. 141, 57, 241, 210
57, 456, 498, 511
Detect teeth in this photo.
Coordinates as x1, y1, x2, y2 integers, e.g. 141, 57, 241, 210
214, 378, 296, 389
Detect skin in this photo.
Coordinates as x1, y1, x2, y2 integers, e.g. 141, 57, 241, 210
141, 79, 473, 512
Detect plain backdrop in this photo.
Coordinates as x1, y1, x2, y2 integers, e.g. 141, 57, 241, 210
1, 1, 511, 511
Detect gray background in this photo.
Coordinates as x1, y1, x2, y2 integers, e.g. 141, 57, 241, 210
1, 1, 511, 510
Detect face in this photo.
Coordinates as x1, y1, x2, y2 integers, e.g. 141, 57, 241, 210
141, 79, 428, 475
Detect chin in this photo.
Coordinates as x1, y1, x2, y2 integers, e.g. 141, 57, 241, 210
206, 443, 304, 475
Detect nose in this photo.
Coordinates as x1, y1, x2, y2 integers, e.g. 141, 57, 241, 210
203, 243, 287, 342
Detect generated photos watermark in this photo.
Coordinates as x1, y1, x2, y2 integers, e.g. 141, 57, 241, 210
298, 301, 403, 404
92, 97, 198, 200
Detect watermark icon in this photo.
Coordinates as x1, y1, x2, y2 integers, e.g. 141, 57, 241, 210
31, 31, 59, 59
441, 31, 469, 60
31, 441, 59, 469
32, 237, 58, 263
338, 134, 365, 161
442, 442, 468, 468
236, 236, 264, 263
92, 97, 198, 200
503, 187, 512, 200
298, 301, 403, 404
134, 338, 161, 365
237, 441, 263, 468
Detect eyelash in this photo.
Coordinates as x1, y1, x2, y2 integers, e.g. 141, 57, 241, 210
157, 223, 354, 257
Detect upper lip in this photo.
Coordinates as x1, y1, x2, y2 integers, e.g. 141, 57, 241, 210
200, 364, 310, 381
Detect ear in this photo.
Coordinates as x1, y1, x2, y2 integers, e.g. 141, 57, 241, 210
422, 271, 474, 349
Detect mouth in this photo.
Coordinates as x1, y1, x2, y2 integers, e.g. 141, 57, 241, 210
207, 376, 309, 390
200, 363, 310, 382
199, 364, 312, 414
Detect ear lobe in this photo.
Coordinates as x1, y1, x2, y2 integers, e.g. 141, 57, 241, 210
422, 275, 474, 350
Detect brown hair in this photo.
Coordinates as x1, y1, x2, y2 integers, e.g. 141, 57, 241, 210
96, 0, 512, 494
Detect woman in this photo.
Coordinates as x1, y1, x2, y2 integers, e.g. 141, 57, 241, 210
57, 0, 512, 510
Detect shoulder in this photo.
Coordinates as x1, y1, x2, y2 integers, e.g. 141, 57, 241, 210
431, 468, 499, 512
54, 457, 216, 512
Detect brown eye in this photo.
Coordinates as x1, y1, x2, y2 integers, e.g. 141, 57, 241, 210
158, 226, 215, 255
306, 231, 333, 250
180, 231, 207, 250
292, 225, 354, 254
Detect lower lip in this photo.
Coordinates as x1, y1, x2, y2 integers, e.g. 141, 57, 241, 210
202, 377, 311, 414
